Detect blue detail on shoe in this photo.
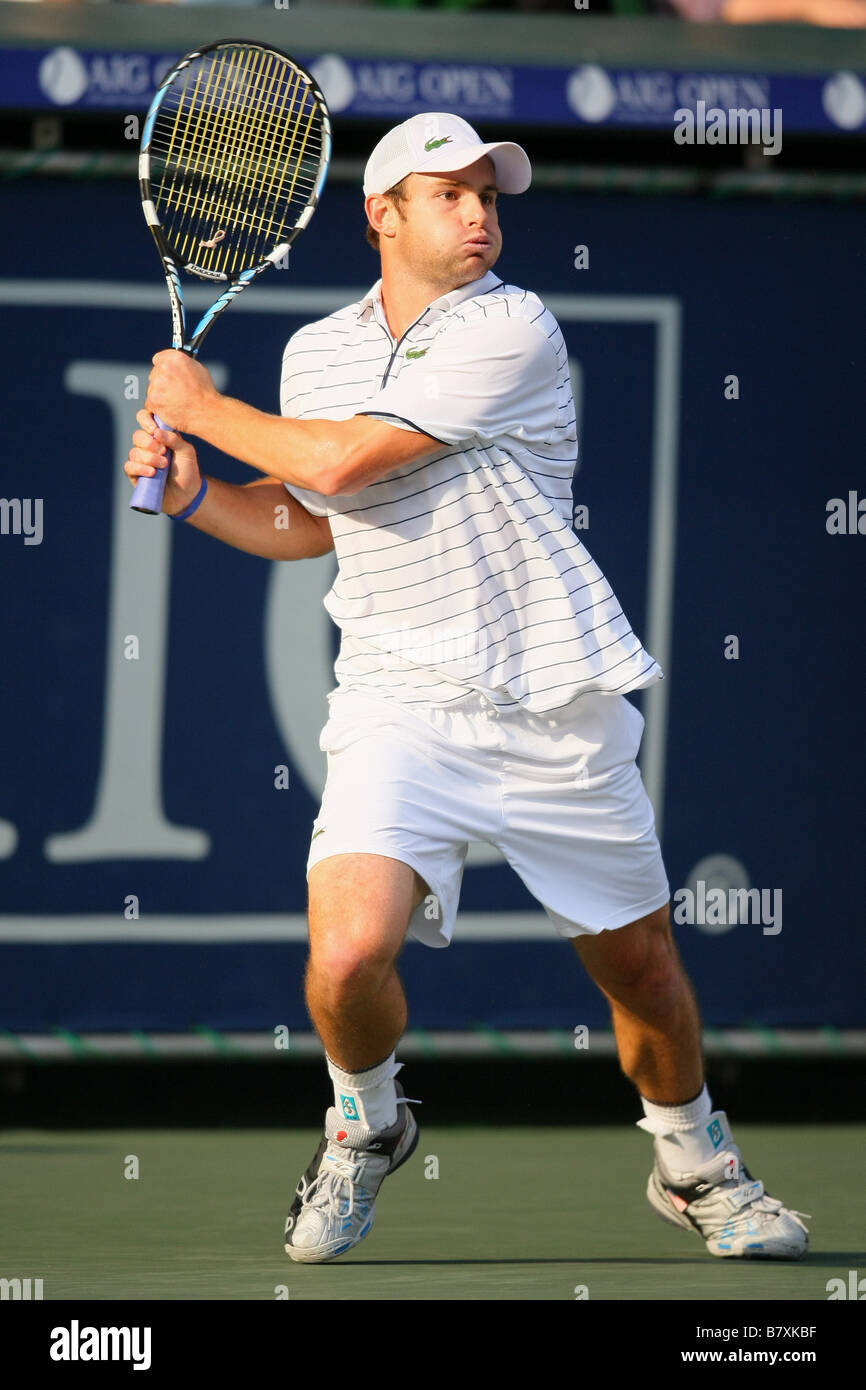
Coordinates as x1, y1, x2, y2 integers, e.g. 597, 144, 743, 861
342, 1199, 370, 1234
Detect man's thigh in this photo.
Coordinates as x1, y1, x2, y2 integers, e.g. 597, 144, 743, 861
307, 852, 430, 962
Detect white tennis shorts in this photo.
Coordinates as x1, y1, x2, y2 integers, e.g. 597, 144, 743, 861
305, 686, 670, 948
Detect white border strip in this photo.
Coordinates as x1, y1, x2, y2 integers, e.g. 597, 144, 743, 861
0, 913, 558, 943
0, 280, 366, 314
1, 1029, 862, 1061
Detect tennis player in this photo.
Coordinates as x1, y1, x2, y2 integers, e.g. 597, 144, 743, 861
127, 112, 808, 1266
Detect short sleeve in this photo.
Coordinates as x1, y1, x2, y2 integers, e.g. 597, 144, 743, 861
283, 482, 331, 518
357, 316, 560, 446
280, 326, 331, 518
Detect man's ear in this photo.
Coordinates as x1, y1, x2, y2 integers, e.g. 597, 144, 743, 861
365, 193, 392, 240
365, 192, 406, 242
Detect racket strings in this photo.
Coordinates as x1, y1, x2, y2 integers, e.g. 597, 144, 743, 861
148, 132, 323, 205
253, 92, 318, 266
155, 49, 241, 258
240, 73, 314, 271
149, 151, 322, 208
158, 49, 268, 265
158, 50, 231, 233
149, 45, 326, 276
196, 47, 284, 273
219, 59, 304, 273
174, 46, 255, 268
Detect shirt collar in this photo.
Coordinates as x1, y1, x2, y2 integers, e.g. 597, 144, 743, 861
357, 270, 504, 327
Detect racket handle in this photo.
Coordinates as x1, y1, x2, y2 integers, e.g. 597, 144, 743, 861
129, 413, 172, 515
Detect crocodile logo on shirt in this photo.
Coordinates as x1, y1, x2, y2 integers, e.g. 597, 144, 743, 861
405, 347, 428, 360
424, 136, 452, 152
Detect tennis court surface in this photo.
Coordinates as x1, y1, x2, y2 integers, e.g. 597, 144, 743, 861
3, 1125, 861, 1301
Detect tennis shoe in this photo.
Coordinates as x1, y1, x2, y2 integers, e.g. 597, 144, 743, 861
646, 1112, 809, 1259
284, 1082, 418, 1263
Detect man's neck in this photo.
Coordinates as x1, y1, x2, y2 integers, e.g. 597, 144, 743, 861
378, 262, 484, 341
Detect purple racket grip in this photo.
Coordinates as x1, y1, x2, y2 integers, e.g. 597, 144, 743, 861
129, 414, 172, 514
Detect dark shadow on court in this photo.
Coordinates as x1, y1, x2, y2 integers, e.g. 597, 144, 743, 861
791, 1251, 866, 1267
329, 1256, 714, 1266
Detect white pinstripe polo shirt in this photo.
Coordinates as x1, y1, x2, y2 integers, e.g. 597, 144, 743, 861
280, 269, 662, 715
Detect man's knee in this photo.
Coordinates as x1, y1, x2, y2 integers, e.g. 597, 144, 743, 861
305, 853, 425, 1003
308, 926, 400, 1000
574, 904, 686, 1000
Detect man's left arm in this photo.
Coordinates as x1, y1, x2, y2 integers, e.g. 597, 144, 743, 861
145, 351, 443, 498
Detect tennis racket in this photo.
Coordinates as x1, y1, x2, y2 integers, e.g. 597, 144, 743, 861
130, 38, 331, 514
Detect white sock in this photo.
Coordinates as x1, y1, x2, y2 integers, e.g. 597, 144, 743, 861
639, 1085, 713, 1134
327, 1052, 401, 1132
636, 1085, 730, 1172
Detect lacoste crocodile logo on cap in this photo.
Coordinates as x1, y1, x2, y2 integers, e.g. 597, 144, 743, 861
424, 136, 452, 152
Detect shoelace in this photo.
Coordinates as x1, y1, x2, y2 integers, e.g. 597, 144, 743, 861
302, 1153, 366, 1218
751, 1194, 811, 1230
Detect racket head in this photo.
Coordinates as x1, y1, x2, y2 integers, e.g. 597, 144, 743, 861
139, 39, 331, 288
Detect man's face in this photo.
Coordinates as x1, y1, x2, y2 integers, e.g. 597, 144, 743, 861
383, 155, 502, 287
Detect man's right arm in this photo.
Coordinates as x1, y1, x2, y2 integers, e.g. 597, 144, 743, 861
185, 475, 334, 561
125, 410, 334, 561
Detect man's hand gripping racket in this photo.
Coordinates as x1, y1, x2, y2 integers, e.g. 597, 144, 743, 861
129, 39, 331, 514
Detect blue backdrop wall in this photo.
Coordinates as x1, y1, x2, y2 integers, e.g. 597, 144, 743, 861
1, 178, 863, 1031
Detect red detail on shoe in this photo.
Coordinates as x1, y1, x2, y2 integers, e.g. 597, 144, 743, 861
667, 1189, 690, 1213
725, 1156, 739, 1181
336, 1130, 348, 1142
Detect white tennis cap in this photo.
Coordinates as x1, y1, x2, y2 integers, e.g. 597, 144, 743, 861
363, 112, 531, 197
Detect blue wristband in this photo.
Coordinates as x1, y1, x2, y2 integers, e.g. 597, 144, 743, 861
169, 477, 208, 521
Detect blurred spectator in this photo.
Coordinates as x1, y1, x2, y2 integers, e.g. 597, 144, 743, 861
663, 0, 866, 22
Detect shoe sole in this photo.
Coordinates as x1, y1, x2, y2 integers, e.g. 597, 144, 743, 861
646, 1171, 808, 1260
285, 1108, 419, 1264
